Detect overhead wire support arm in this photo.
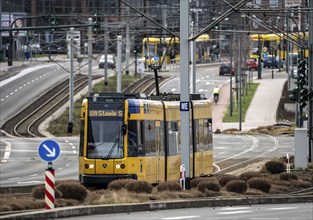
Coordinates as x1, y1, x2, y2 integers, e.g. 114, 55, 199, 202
189, 0, 251, 41
120, 0, 179, 38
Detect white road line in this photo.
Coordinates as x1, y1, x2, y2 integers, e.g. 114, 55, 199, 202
1, 98, 4, 102
269, 207, 298, 211
8, 177, 21, 181
220, 207, 251, 210
57, 167, 63, 171
18, 181, 43, 185
1, 139, 11, 163
65, 164, 71, 167
29, 174, 39, 177
217, 210, 252, 215
162, 216, 200, 220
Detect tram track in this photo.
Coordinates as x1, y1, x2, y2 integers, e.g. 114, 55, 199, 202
1, 75, 100, 138
1, 74, 173, 138
213, 134, 280, 175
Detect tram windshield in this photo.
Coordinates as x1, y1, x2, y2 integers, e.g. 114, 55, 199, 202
87, 104, 125, 159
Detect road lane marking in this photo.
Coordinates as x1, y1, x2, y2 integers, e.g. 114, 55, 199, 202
268, 207, 298, 211
18, 181, 43, 184
1, 139, 11, 163
217, 210, 252, 215
163, 216, 200, 220
8, 177, 21, 181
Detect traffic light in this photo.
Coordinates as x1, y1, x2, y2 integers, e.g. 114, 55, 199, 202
93, 12, 100, 33
299, 88, 308, 108
297, 59, 307, 88
288, 88, 298, 102
213, 24, 219, 30
51, 16, 57, 33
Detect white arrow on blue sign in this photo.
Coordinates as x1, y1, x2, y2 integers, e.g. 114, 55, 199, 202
38, 140, 61, 162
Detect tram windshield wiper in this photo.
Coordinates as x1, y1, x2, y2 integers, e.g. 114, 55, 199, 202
106, 138, 119, 158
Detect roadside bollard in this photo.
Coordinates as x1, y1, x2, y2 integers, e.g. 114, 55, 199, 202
45, 168, 55, 209
180, 165, 186, 190
286, 153, 290, 173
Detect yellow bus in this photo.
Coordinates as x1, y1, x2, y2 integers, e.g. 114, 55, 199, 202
79, 93, 213, 186
142, 34, 211, 67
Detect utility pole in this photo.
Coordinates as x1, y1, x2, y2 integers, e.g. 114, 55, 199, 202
257, 33, 262, 79
192, 1, 199, 94
88, 18, 92, 94
180, 0, 190, 189
239, 37, 242, 131
125, 7, 130, 75
104, 18, 108, 86
308, 0, 313, 162
68, 27, 74, 134
117, 35, 122, 93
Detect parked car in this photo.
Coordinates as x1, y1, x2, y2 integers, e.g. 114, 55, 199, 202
245, 58, 258, 70
263, 55, 284, 68
219, 63, 235, 76
99, 54, 116, 69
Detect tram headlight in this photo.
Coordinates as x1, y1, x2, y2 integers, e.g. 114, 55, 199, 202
102, 164, 107, 168
85, 164, 94, 169
120, 164, 125, 169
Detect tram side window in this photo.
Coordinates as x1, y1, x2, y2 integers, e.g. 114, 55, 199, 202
79, 119, 84, 157
138, 121, 145, 156
159, 121, 165, 156
144, 121, 157, 156
167, 121, 179, 156
204, 118, 213, 150
194, 119, 200, 152
127, 120, 138, 156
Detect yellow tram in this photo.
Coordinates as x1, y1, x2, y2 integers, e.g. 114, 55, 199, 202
79, 93, 213, 186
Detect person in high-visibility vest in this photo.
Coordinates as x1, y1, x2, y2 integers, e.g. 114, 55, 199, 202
213, 86, 220, 103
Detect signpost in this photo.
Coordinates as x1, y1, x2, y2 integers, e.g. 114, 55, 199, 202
38, 140, 60, 210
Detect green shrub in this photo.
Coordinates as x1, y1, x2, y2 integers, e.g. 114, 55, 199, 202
240, 171, 261, 181
279, 172, 298, 181
32, 185, 62, 199
56, 182, 88, 201
190, 177, 216, 188
265, 160, 286, 174
248, 177, 271, 193
157, 181, 182, 192
225, 180, 247, 194
197, 181, 221, 193
125, 180, 153, 194
218, 175, 240, 186
108, 179, 136, 191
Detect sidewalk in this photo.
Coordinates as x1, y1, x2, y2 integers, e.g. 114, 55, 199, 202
213, 69, 288, 131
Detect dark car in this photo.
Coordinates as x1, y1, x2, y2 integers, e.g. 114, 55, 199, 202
263, 56, 284, 68
245, 58, 258, 70
219, 63, 234, 76
99, 54, 116, 69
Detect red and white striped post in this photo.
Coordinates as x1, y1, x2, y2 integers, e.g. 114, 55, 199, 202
179, 165, 186, 190
45, 165, 55, 209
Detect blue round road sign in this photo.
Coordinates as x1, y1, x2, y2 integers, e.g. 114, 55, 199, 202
38, 140, 61, 162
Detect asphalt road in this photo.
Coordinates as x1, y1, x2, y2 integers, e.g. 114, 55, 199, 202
0, 134, 294, 187
60, 203, 313, 220
0, 63, 67, 126
0, 63, 295, 187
